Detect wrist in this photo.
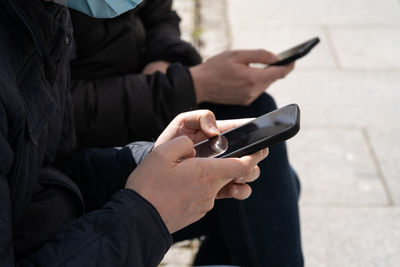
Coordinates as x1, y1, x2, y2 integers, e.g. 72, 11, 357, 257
189, 65, 206, 104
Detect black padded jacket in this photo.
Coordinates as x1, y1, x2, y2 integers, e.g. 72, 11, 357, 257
70, 0, 203, 148
0, 0, 171, 266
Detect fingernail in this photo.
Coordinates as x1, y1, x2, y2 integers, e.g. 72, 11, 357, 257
209, 126, 219, 134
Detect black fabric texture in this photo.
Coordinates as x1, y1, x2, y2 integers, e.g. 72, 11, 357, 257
70, 0, 202, 148
0, 0, 171, 266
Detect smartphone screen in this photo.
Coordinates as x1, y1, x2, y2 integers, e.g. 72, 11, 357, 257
195, 104, 300, 158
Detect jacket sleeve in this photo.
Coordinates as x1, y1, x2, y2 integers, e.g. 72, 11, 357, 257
59, 142, 154, 213
1, 131, 171, 266
0, 129, 15, 265
20, 189, 172, 267
139, 0, 203, 66
71, 63, 198, 148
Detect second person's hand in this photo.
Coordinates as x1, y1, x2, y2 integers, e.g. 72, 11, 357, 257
190, 49, 294, 106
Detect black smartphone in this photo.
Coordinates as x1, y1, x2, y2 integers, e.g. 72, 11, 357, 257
194, 104, 300, 158
270, 37, 320, 66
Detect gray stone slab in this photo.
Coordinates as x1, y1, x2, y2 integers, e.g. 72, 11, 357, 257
230, 26, 337, 69
301, 206, 400, 267
228, 0, 400, 25
288, 127, 388, 204
270, 72, 400, 203
368, 126, 400, 204
330, 27, 400, 69
268, 72, 400, 127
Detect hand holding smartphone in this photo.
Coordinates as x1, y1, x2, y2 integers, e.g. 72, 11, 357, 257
194, 104, 300, 158
250, 37, 320, 68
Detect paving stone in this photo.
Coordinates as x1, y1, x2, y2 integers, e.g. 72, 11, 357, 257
301, 206, 400, 267
288, 127, 388, 204
228, 0, 400, 25
329, 27, 400, 69
368, 125, 400, 204
268, 72, 400, 127
270, 72, 400, 204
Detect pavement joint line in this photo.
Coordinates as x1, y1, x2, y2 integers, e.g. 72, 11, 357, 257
323, 25, 343, 70
298, 124, 365, 131
296, 126, 396, 206
300, 203, 399, 209
192, 0, 202, 50
333, 67, 400, 72
293, 67, 400, 73
361, 127, 394, 205
256, 22, 400, 28
222, 0, 232, 50
325, 23, 400, 29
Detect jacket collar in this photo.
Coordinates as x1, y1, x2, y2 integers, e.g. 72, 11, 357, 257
6, 0, 65, 56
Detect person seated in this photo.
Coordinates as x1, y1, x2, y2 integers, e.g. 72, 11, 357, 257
0, 0, 267, 266
69, 1, 303, 266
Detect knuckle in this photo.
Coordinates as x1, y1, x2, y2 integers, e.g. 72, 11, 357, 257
256, 149, 265, 160
256, 48, 266, 54
203, 109, 215, 120
152, 147, 168, 161
207, 200, 215, 212
176, 112, 186, 121
242, 165, 253, 178
246, 74, 258, 88
201, 200, 214, 214
254, 166, 261, 178
180, 135, 193, 144
229, 50, 239, 58
263, 148, 269, 158
278, 69, 288, 79
194, 161, 208, 180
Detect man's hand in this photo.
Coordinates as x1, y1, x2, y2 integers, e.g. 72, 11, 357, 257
125, 136, 269, 234
142, 61, 170, 75
190, 49, 294, 105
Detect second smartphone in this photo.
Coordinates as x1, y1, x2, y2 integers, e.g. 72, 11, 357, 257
271, 36, 320, 66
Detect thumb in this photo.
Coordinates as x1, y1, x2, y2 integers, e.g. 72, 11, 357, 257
154, 136, 195, 162
199, 110, 220, 136
234, 49, 279, 64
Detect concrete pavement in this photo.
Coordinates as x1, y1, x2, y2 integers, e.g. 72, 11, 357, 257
161, 0, 400, 266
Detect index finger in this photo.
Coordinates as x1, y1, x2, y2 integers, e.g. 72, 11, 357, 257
180, 110, 219, 136
216, 118, 254, 133
251, 62, 295, 83
233, 49, 279, 64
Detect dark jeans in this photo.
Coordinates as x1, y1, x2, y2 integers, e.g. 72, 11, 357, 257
173, 93, 304, 267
